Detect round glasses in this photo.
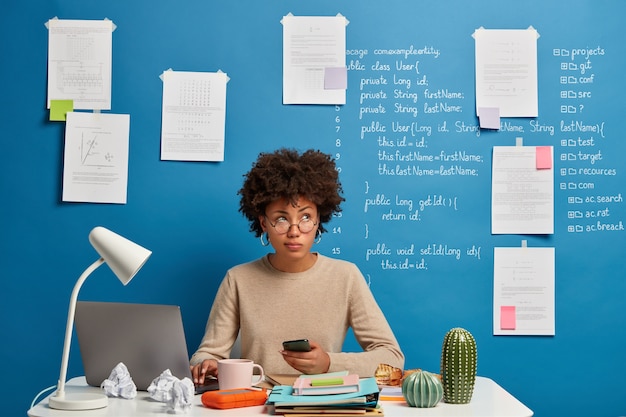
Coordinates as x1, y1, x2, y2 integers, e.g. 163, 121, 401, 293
265, 215, 317, 235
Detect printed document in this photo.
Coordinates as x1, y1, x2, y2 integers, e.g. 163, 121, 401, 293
474, 27, 538, 117
282, 14, 347, 105
160, 70, 228, 162
47, 19, 113, 110
493, 246, 555, 336
491, 146, 554, 234
62, 112, 129, 204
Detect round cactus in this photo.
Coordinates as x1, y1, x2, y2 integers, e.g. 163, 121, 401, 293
440, 327, 477, 404
401, 370, 443, 408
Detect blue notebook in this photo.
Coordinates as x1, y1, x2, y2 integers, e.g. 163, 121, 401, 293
266, 376, 380, 408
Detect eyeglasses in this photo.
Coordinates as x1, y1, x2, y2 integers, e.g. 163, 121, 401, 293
265, 215, 318, 235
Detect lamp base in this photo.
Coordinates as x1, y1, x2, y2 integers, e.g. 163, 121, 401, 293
49, 392, 108, 410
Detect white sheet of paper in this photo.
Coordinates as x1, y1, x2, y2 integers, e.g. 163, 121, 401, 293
282, 14, 347, 105
491, 146, 554, 234
493, 247, 555, 336
47, 19, 113, 110
62, 112, 130, 204
474, 27, 538, 117
160, 70, 227, 162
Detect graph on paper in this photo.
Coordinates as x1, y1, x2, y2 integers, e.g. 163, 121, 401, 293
62, 112, 130, 204
79, 133, 115, 167
47, 19, 113, 110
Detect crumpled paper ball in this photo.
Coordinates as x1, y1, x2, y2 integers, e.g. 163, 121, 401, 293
101, 362, 137, 399
147, 369, 194, 413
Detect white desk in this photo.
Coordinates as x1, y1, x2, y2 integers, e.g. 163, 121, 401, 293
28, 376, 533, 416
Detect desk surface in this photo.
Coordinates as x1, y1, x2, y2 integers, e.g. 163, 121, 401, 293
28, 376, 533, 417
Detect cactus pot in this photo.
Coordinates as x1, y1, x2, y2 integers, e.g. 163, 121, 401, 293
402, 370, 443, 408
440, 327, 477, 404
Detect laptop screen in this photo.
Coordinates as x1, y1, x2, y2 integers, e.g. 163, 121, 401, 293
75, 301, 193, 390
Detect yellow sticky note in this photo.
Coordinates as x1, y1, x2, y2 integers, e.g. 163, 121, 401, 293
50, 100, 73, 121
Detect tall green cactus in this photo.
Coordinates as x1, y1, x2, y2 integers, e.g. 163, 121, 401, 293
440, 327, 477, 404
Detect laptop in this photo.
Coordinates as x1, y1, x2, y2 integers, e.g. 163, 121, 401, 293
75, 301, 217, 392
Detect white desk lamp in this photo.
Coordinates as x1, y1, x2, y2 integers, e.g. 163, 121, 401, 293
48, 226, 152, 411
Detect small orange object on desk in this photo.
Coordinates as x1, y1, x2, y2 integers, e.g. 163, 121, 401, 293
201, 388, 268, 409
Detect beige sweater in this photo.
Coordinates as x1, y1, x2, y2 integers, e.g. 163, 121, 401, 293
190, 254, 404, 376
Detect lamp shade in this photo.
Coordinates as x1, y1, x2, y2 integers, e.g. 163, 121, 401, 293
88, 226, 152, 285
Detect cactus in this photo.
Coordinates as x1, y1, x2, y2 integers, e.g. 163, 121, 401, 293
402, 370, 443, 408
440, 327, 477, 404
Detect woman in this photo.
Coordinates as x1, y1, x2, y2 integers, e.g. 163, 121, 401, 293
190, 148, 404, 385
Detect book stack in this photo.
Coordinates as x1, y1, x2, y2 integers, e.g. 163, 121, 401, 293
266, 372, 383, 416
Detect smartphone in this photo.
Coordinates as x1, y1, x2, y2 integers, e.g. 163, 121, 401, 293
282, 338, 311, 352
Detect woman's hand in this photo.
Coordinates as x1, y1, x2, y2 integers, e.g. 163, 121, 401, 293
190, 359, 218, 385
280, 340, 330, 374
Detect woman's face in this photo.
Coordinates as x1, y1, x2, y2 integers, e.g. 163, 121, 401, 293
259, 196, 320, 270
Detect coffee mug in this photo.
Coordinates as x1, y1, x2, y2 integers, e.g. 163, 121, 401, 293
217, 359, 265, 390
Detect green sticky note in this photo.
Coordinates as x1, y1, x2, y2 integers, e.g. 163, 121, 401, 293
311, 377, 344, 386
50, 100, 73, 121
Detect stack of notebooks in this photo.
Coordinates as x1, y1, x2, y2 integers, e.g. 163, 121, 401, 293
265, 371, 383, 416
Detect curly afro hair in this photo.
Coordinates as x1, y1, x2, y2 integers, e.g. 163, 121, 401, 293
238, 148, 345, 236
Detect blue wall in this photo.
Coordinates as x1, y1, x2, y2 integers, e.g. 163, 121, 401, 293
2, 1, 625, 416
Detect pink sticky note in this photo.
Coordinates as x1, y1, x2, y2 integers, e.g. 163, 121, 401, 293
536, 146, 552, 169
324, 67, 347, 90
500, 306, 516, 330
477, 107, 500, 129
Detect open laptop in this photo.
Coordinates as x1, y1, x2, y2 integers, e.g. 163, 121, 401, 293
74, 301, 218, 392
